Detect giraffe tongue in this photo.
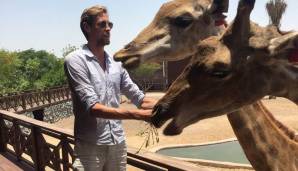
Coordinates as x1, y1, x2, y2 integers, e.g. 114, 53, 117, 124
215, 20, 226, 26
289, 49, 298, 63
214, 13, 227, 26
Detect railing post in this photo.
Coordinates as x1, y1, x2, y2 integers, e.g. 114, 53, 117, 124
4, 97, 9, 111
61, 136, 69, 171
48, 90, 52, 104
67, 88, 71, 100
31, 126, 45, 171
0, 115, 6, 152
21, 94, 26, 111
12, 120, 22, 160
35, 90, 40, 106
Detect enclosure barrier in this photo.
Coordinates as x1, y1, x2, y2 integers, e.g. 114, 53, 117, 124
0, 79, 166, 114
0, 86, 71, 113
0, 110, 207, 171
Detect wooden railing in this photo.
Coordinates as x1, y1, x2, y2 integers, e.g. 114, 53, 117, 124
0, 86, 71, 113
0, 79, 166, 114
0, 110, 207, 171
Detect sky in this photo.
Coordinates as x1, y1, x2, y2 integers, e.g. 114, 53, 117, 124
0, 0, 297, 57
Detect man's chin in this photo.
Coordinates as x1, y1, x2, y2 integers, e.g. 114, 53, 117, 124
97, 39, 110, 46
104, 40, 110, 45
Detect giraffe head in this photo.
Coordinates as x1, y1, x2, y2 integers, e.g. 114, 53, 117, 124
114, 0, 229, 69
151, 0, 298, 135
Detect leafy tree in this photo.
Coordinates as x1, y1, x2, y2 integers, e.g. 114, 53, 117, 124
62, 44, 78, 58
37, 59, 66, 88
18, 49, 57, 79
16, 49, 59, 90
0, 49, 67, 94
0, 49, 21, 93
130, 63, 161, 79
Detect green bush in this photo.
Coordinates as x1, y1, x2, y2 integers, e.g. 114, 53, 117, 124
130, 63, 161, 78
0, 49, 67, 94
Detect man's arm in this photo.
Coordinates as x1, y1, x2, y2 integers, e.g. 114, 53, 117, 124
64, 55, 100, 113
89, 94, 157, 121
120, 66, 158, 108
90, 103, 152, 121
119, 65, 158, 111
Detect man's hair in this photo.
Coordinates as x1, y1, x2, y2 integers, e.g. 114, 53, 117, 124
80, 5, 108, 40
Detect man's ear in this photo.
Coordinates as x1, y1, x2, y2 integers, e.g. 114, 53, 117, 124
83, 22, 91, 34
268, 32, 298, 56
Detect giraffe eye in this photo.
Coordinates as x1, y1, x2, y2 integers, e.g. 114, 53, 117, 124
171, 16, 193, 28
208, 62, 231, 79
210, 69, 231, 78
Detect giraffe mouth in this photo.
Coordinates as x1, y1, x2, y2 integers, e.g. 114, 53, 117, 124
151, 104, 174, 129
122, 56, 141, 69
114, 54, 141, 69
289, 49, 298, 63
214, 13, 227, 26
151, 104, 190, 136
163, 120, 183, 135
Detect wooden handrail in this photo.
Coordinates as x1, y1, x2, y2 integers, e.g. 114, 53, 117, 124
0, 80, 164, 113
0, 86, 71, 113
0, 110, 206, 171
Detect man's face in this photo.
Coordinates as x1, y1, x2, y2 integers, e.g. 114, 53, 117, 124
89, 13, 112, 46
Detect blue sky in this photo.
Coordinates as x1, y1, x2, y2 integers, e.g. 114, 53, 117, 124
0, 0, 297, 57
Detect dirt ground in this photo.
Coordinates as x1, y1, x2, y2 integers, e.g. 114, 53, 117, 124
54, 93, 298, 171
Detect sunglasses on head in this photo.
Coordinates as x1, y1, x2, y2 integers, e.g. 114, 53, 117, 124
98, 21, 113, 29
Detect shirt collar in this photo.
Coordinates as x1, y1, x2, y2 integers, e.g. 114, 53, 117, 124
82, 44, 112, 64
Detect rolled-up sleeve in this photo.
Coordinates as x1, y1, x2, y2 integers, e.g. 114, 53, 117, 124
64, 56, 99, 112
120, 67, 145, 108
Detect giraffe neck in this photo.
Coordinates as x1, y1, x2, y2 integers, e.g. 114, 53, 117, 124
227, 101, 298, 171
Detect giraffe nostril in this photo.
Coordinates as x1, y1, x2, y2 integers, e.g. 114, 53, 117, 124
152, 104, 163, 116
151, 105, 162, 127
151, 104, 171, 128
124, 41, 136, 50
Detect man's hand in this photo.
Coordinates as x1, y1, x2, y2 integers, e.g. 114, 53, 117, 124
134, 109, 153, 122
140, 97, 158, 110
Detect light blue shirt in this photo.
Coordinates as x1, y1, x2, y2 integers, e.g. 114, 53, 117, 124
64, 45, 145, 145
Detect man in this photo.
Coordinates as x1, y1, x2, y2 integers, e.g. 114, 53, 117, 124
64, 5, 156, 171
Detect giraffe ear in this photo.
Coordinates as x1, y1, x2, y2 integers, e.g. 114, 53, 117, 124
268, 32, 298, 63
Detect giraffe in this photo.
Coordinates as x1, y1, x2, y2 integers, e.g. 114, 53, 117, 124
114, 0, 298, 170
115, 0, 298, 134
227, 101, 298, 171
149, 0, 298, 135
114, 0, 229, 69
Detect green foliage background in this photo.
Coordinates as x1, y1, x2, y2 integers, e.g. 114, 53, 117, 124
0, 45, 161, 94
0, 49, 67, 94
130, 63, 161, 79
